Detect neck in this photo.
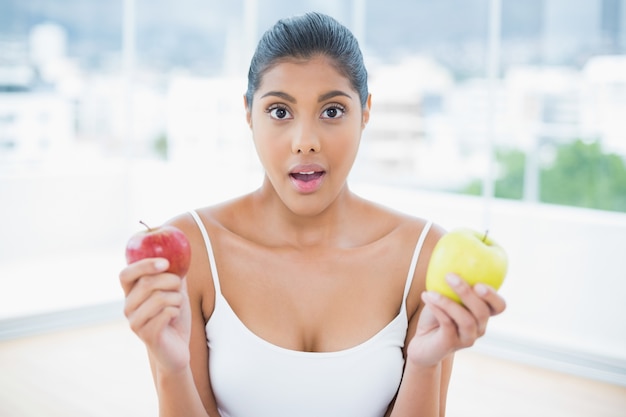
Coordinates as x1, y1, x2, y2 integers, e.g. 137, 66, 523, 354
252, 177, 357, 248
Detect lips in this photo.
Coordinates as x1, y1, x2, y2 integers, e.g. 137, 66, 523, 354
289, 164, 326, 193
290, 171, 324, 182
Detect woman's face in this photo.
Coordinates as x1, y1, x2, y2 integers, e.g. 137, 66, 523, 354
247, 55, 370, 217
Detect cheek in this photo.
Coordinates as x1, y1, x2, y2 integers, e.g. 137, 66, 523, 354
329, 125, 362, 158
251, 128, 284, 171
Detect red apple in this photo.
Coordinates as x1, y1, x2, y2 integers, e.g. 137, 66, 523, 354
125, 221, 191, 278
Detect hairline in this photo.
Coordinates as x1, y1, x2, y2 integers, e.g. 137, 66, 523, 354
247, 53, 366, 110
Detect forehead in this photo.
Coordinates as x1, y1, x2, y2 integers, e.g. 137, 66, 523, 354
256, 55, 355, 96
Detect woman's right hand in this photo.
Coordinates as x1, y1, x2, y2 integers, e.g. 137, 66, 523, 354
119, 258, 192, 373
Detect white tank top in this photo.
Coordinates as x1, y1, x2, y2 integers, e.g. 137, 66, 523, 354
190, 211, 432, 417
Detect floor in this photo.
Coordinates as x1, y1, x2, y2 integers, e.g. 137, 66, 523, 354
0, 320, 625, 417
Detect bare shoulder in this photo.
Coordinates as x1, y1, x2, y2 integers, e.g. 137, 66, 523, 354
355, 193, 446, 317
165, 193, 250, 240
161, 198, 247, 321
354, 193, 446, 245
163, 194, 242, 249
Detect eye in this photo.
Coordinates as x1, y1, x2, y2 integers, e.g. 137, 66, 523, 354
266, 105, 292, 120
321, 104, 345, 119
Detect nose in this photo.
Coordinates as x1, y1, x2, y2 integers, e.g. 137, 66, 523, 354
291, 123, 321, 154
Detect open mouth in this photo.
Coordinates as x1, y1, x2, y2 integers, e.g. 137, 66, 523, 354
289, 168, 326, 193
289, 170, 325, 182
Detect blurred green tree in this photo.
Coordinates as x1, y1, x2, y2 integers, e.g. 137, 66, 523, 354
462, 147, 525, 200
540, 140, 626, 212
461, 140, 626, 212
153, 132, 168, 160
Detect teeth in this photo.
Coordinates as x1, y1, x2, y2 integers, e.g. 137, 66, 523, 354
298, 171, 315, 175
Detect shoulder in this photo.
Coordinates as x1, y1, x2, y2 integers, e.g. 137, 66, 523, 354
161, 196, 251, 320
165, 193, 250, 239
404, 214, 445, 320
163, 194, 250, 271
353, 192, 446, 245
354, 193, 446, 313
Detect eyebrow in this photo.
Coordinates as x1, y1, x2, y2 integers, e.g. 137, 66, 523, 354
260, 91, 296, 103
318, 90, 353, 102
260, 90, 353, 103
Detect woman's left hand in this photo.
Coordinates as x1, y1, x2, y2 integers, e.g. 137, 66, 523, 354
407, 273, 507, 368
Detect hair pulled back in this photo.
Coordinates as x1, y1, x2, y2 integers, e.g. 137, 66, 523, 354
246, 12, 368, 109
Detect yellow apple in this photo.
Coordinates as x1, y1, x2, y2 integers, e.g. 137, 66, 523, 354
425, 228, 508, 304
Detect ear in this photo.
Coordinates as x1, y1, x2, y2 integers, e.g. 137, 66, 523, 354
361, 93, 372, 129
243, 95, 252, 128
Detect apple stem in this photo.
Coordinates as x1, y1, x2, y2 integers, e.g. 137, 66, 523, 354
139, 220, 152, 232
482, 229, 489, 243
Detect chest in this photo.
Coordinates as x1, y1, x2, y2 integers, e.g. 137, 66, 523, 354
204, 235, 415, 353
207, 300, 405, 417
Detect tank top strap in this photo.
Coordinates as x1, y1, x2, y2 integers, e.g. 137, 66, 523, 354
189, 210, 222, 294
402, 221, 433, 308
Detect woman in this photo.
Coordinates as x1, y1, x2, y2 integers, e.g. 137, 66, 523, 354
119, 12, 506, 417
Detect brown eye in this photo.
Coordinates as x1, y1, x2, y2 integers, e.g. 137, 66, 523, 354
321, 105, 345, 119
267, 105, 292, 120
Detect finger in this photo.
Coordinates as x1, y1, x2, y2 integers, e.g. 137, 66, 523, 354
421, 292, 456, 331
474, 283, 507, 316
126, 290, 184, 336
119, 258, 169, 296
424, 288, 480, 348
446, 274, 492, 337
123, 273, 183, 318
134, 306, 182, 349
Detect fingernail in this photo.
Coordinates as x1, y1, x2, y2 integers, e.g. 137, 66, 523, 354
446, 273, 461, 286
475, 283, 490, 296
154, 259, 169, 271
424, 291, 441, 302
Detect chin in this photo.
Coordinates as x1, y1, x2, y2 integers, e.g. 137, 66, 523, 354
282, 191, 335, 217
